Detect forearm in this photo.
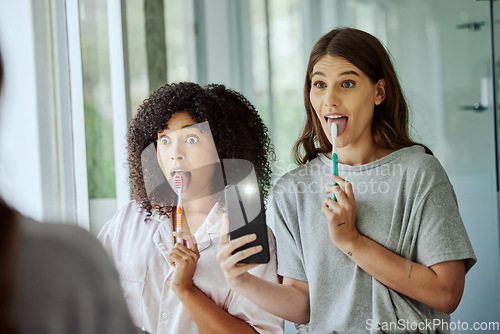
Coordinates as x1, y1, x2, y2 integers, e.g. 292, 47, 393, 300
217, 216, 310, 324
174, 285, 257, 334
236, 274, 310, 324
339, 234, 465, 313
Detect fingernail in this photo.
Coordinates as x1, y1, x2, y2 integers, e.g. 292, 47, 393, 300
257, 246, 263, 251
250, 234, 257, 240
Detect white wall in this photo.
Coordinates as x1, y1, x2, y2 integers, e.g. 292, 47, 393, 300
0, 0, 53, 222
0, 0, 80, 226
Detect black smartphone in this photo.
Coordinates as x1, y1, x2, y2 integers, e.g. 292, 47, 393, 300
224, 183, 270, 264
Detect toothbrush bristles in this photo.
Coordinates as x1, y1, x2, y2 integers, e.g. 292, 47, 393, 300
174, 174, 182, 193
331, 123, 337, 154
174, 174, 183, 243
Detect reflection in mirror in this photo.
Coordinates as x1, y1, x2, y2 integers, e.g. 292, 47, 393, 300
97, 82, 282, 333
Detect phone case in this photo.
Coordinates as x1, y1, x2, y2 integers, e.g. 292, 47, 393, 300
225, 184, 270, 264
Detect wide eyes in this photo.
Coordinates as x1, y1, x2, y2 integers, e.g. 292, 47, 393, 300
313, 81, 326, 89
158, 134, 200, 145
159, 136, 171, 145
185, 135, 199, 144
312, 80, 355, 89
341, 81, 355, 88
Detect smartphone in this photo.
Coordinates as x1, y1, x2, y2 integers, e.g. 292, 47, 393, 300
224, 183, 270, 264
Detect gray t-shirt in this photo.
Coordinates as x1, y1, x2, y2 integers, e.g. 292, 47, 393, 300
12, 215, 137, 334
272, 146, 476, 334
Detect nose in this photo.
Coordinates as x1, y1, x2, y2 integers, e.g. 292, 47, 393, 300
171, 154, 184, 160
324, 87, 340, 107
170, 141, 185, 160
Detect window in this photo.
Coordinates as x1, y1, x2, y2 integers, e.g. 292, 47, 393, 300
249, 0, 305, 177
79, 0, 115, 200
125, 0, 191, 118
78, 0, 191, 234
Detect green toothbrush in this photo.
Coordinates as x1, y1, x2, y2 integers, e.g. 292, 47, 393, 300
331, 123, 338, 201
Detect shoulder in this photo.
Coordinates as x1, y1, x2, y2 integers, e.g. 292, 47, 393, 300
397, 145, 442, 168
110, 200, 150, 223
392, 145, 450, 185
19, 216, 114, 273
273, 156, 327, 193
15, 215, 136, 333
99, 200, 165, 236
19, 214, 92, 247
17, 216, 123, 295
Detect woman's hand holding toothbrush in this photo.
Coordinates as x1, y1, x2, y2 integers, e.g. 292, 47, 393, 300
167, 232, 200, 295
322, 174, 359, 254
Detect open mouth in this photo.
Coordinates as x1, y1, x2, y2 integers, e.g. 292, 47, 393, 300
170, 170, 192, 193
325, 115, 348, 137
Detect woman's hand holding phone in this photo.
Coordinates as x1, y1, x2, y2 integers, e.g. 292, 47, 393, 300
216, 215, 262, 290
167, 232, 200, 294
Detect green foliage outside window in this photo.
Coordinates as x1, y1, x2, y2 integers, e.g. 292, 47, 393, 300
84, 97, 116, 199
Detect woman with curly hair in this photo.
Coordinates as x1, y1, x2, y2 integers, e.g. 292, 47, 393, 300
98, 82, 283, 334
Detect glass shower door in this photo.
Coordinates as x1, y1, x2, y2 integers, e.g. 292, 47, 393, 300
410, 0, 500, 329
420, 0, 500, 329
332, 0, 500, 328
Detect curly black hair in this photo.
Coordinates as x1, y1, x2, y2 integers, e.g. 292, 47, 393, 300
127, 82, 275, 218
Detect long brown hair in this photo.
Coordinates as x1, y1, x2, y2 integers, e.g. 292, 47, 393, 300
293, 27, 431, 164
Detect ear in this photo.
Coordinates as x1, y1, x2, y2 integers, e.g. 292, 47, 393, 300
374, 79, 386, 106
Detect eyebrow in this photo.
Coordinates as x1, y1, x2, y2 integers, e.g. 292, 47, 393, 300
164, 123, 198, 130
159, 123, 199, 135
311, 70, 361, 78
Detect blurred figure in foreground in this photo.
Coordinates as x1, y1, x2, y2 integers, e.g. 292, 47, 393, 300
0, 46, 138, 333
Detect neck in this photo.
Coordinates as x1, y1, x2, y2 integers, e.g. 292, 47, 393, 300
328, 138, 393, 166
175, 194, 218, 236
182, 194, 217, 216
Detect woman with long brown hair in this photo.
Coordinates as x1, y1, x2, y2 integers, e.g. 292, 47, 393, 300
217, 27, 476, 333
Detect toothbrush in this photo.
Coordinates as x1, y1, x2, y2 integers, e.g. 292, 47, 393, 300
331, 123, 338, 201
174, 174, 184, 244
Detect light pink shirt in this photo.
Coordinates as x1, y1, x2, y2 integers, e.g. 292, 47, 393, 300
98, 201, 283, 334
